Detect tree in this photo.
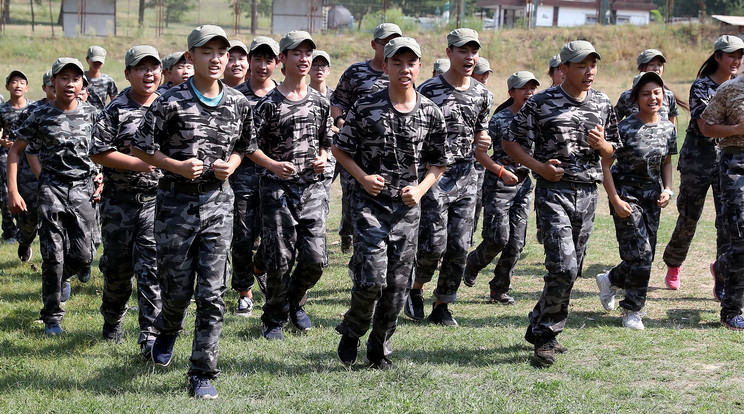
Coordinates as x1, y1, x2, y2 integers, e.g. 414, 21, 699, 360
139, 0, 146, 27
147, 0, 195, 26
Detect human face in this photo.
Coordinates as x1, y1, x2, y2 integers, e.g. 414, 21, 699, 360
372, 35, 399, 62
53, 67, 83, 106
186, 38, 229, 81
561, 56, 597, 94
549, 67, 564, 86
5, 76, 28, 98
508, 80, 538, 108
87, 58, 103, 72
635, 81, 664, 117
310, 57, 330, 83
78, 87, 89, 102
716, 50, 743, 78
280, 41, 313, 78
250, 54, 277, 83
42, 84, 56, 100
446, 43, 479, 77
383, 50, 421, 91
472, 72, 490, 85
640, 57, 664, 76
169, 61, 194, 85
125, 57, 162, 98
225, 49, 249, 85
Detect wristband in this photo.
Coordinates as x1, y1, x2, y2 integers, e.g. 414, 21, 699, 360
662, 188, 674, 198
498, 165, 504, 178
334, 115, 344, 128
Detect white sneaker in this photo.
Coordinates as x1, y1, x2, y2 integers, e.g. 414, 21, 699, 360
622, 309, 645, 330
235, 296, 254, 317
596, 272, 617, 311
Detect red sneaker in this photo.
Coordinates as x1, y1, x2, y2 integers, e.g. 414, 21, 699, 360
665, 266, 680, 290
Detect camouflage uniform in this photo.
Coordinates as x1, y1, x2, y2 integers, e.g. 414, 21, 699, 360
86, 73, 119, 112
615, 86, 679, 121
506, 86, 620, 340
663, 76, 726, 269
701, 76, 744, 321
606, 115, 677, 311
92, 90, 164, 346
250, 86, 331, 328
11, 99, 44, 248
132, 80, 252, 379
466, 108, 533, 295
331, 61, 390, 246
415, 75, 493, 303
317, 87, 336, 199
14, 101, 99, 324
334, 89, 448, 360
0, 101, 26, 240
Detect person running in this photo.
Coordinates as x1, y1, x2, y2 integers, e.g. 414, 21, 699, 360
84, 46, 119, 111
0, 70, 28, 243
158, 51, 193, 93
224, 40, 249, 87
596, 72, 676, 330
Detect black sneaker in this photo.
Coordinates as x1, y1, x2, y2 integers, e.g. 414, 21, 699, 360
189, 375, 218, 399
262, 323, 284, 340
102, 321, 123, 343
151, 333, 178, 366
18, 244, 32, 262
60, 280, 71, 303
427, 303, 458, 327
404, 289, 425, 321
533, 337, 555, 367
367, 356, 393, 370
235, 296, 254, 317
341, 236, 352, 254
463, 265, 477, 288
337, 334, 359, 366
490, 291, 515, 305
524, 326, 567, 353
77, 266, 92, 283
141, 338, 155, 360
44, 322, 63, 336
290, 306, 312, 332
721, 314, 744, 330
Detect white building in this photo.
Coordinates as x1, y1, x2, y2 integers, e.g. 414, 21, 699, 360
61, 0, 116, 38
272, 0, 325, 34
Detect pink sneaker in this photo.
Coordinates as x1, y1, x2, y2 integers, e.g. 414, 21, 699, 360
665, 266, 680, 290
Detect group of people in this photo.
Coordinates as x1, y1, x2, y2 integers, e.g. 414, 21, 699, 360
0, 21, 741, 398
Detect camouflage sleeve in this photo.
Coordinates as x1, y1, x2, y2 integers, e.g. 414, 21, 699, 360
248, 97, 275, 154
330, 68, 352, 112
235, 103, 252, 154
131, 101, 161, 155
422, 106, 449, 167
603, 100, 622, 150
334, 104, 360, 155
108, 77, 119, 98
506, 98, 536, 151
701, 86, 728, 126
14, 111, 38, 155
666, 89, 679, 118
476, 89, 494, 133
667, 125, 678, 156
689, 80, 710, 120
615, 91, 630, 121
90, 105, 117, 155
319, 100, 333, 151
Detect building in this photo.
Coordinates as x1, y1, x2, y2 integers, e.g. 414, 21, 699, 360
272, 0, 325, 34
61, 0, 116, 38
712, 15, 744, 39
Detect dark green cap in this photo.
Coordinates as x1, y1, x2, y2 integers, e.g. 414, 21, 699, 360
42, 70, 52, 87
51, 57, 85, 76
560, 40, 601, 63
474, 58, 492, 75
125, 45, 161, 68
250, 36, 280, 56
162, 52, 187, 70
549, 54, 561, 69
433, 58, 450, 74
714, 35, 744, 53
187, 24, 230, 50
507, 71, 540, 89
279, 30, 316, 53
383, 37, 422, 59
87, 46, 106, 63
447, 28, 480, 48
229, 40, 249, 55
637, 49, 665, 66
373, 23, 402, 40
312, 50, 331, 65
5, 70, 27, 85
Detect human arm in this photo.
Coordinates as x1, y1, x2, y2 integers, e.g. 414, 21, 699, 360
246, 149, 296, 180
90, 150, 157, 173
401, 164, 446, 207
213, 152, 243, 181
600, 156, 632, 218
331, 144, 384, 196
474, 145, 518, 185
699, 117, 744, 138
502, 140, 564, 182
131, 147, 204, 179
658, 155, 673, 208
588, 124, 615, 158
6, 139, 27, 213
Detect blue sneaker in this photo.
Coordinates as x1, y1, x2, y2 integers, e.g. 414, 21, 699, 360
290, 306, 312, 332
44, 322, 63, 336
722, 315, 744, 331
151, 333, 177, 366
189, 375, 218, 399
140, 338, 155, 360
711, 262, 725, 302
262, 323, 284, 340
60, 280, 71, 303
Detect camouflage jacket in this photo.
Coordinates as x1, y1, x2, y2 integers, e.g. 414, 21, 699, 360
615, 86, 679, 122
612, 115, 677, 185
0, 101, 29, 155
87, 73, 119, 112
702, 75, 744, 148
488, 108, 528, 175
685, 75, 720, 144
331, 61, 388, 114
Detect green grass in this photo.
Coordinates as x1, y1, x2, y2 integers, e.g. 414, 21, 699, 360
0, 18, 740, 414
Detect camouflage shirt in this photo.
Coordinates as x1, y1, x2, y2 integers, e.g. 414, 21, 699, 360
507, 85, 621, 184
132, 80, 252, 184
612, 115, 677, 185
685, 75, 720, 144
615, 86, 679, 121
335, 89, 449, 199
91, 90, 163, 193
249, 86, 332, 183
0, 101, 29, 155
156, 82, 173, 95
87, 73, 119, 112
488, 108, 528, 175
417, 75, 493, 164
14, 100, 98, 180
702, 75, 744, 148
331, 61, 389, 114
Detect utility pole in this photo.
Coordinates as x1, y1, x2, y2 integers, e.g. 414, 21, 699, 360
234, 0, 239, 34
251, 0, 257, 34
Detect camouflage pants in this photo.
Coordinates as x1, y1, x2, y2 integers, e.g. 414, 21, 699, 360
416, 161, 478, 302
664, 140, 726, 268
38, 175, 97, 324
99, 193, 161, 344
230, 181, 261, 292
0, 152, 18, 239
716, 152, 744, 320
154, 184, 233, 379
259, 178, 328, 327
606, 182, 661, 312
528, 182, 597, 339
466, 173, 532, 294
336, 191, 419, 360
337, 165, 354, 239
15, 160, 39, 247
470, 163, 486, 247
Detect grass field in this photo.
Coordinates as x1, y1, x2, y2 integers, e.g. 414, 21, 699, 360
0, 13, 740, 414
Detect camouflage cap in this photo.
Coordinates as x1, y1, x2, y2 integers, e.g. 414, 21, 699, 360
125, 45, 161, 68
549, 54, 561, 68
447, 28, 480, 48
473, 58, 493, 75
187, 24, 230, 50
507, 71, 540, 89
637, 49, 666, 66
42, 70, 52, 87
714, 35, 744, 53
229, 39, 249, 55
560, 40, 601, 63
5, 70, 27, 85
249, 36, 280, 56
279, 30, 316, 53
162, 52, 187, 70
51, 57, 85, 76
87, 45, 107, 63
433, 58, 450, 73
383, 37, 422, 59
631, 71, 664, 92
373, 23, 402, 40
312, 50, 331, 65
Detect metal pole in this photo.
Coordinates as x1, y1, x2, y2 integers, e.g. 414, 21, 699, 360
251, 0, 257, 34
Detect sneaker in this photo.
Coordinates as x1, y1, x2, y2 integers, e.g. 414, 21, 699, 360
533, 337, 555, 367
102, 321, 123, 343
151, 333, 178, 366
711, 262, 725, 302
524, 326, 567, 353
60, 280, 71, 303
427, 303, 458, 327
665, 266, 680, 290
403, 289, 425, 321
463, 265, 477, 287
262, 323, 284, 340
721, 315, 744, 330
337, 334, 359, 366
189, 375, 218, 399
18, 244, 32, 262
341, 236, 353, 254
367, 356, 393, 370
141, 338, 155, 360
44, 322, 63, 336
289, 306, 312, 332
255, 272, 268, 298
622, 309, 645, 330
235, 296, 254, 317
595, 272, 617, 311
77, 266, 92, 283
4, 237, 17, 244
490, 291, 515, 305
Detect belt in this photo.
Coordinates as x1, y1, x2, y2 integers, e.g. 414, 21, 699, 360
536, 179, 595, 190
104, 190, 157, 203
721, 146, 744, 154
158, 179, 223, 194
